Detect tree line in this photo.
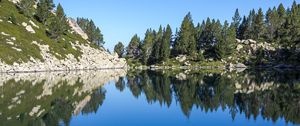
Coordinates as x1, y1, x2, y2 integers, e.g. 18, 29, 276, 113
15, 0, 69, 41
115, 1, 300, 65
77, 18, 104, 46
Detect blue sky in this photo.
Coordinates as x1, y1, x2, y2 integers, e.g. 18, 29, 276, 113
54, 0, 298, 51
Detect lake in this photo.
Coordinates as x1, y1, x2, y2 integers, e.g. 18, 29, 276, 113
0, 69, 299, 126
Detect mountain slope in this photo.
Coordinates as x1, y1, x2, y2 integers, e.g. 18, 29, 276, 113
0, 0, 126, 72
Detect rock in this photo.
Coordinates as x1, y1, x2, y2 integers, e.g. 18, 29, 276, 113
236, 63, 247, 68
236, 39, 242, 43
248, 39, 256, 44
243, 40, 249, 45
1, 32, 10, 36
176, 55, 187, 62
25, 25, 35, 33
12, 47, 22, 52
29, 20, 39, 28
29, 105, 41, 116
236, 44, 243, 51
0, 19, 3, 22
8, 0, 20, 4
11, 37, 16, 41
21, 22, 27, 27
235, 83, 242, 89
68, 18, 88, 40
6, 41, 14, 45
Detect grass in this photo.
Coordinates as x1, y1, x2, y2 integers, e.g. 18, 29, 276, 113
0, 0, 90, 64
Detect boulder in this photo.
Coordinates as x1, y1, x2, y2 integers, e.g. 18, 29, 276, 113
236, 63, 247, 68
176, 55, 187, 62
248, 39, 256, 44
236, 44, 243, 51
26, 25, 35, 33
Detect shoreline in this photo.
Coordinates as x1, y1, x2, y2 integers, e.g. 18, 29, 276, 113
0, 67, 127, 74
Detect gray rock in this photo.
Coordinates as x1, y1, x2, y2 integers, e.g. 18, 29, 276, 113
236, 63, 247, 68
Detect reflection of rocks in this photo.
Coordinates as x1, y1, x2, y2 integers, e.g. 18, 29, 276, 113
0, 70, 126, 99
74, 95, 91, 115
176, 73, 187, 80
0, 70, 126, 122
234, 74, 280, 94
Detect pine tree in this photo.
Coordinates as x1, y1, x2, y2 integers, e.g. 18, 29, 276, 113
215, 21, 236, 60
141, 29, 155, 64
253, 8, 265, 41
48, 3, 69, 40
95, 28, 104, 46
161, 24, 172, 61
114, 42, 125, 58
18, 0, 35, 17
77, 18, 104, 46
289, 1, 300, 49
238, 16, 248, 39
232, 9, 241, 36
174, 12, 196, 56
265, 7, 280, 43
244, 9, 256, 39
150, 26, 163, 63
127, 34, 141, 59
36, 0, 55, 24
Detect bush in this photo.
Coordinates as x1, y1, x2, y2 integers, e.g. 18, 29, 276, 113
9, 13, 17, 25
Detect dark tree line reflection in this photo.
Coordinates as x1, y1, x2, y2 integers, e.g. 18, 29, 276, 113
119, 70, 300, 124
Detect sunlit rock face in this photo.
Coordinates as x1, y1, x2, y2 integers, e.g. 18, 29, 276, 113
0, 70, 126, 126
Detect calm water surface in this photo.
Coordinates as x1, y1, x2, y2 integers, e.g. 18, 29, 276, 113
0, 69, 299, 126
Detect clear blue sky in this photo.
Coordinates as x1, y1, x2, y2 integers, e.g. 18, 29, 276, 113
54, 0, 298, 51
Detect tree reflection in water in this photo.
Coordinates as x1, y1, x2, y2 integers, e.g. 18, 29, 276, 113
124, 70, 300, 124
0, 69, 299, 126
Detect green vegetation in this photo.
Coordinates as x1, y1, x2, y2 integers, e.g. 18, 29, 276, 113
113, 42, 125, 58
0, 0, 103, 64
47, 3, 70, 40
125, 1, 300, 67
77, 17, 104, 47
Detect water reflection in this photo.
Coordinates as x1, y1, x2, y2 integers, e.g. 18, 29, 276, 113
0, 70, 126, 126
0, 69, 299, 126
122, 70, 300, 124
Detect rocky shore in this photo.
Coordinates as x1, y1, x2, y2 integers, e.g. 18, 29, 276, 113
0, 42, 127, 73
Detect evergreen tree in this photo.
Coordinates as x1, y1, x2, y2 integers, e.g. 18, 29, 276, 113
36, 0, 55, 24
77, 18, 104, 46
95, 28, 104, 46
114, 42, 125, 58
17, 0, 35, 17
232, 8, 241, 36
141, 29, 156, 64
161, 24, 172, 61
238, 16, 248, 39
289, 1, 300, 48
127, 34, 141, 59
253, 8, 265, 41
48, 3, 69, 40
215, 21, 236, 60
150, 26, 163, 63
174, 12, 196, 56
265, 7, 280, 43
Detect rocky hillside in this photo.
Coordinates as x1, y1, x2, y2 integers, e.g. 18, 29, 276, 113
0, 0, 126, 72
